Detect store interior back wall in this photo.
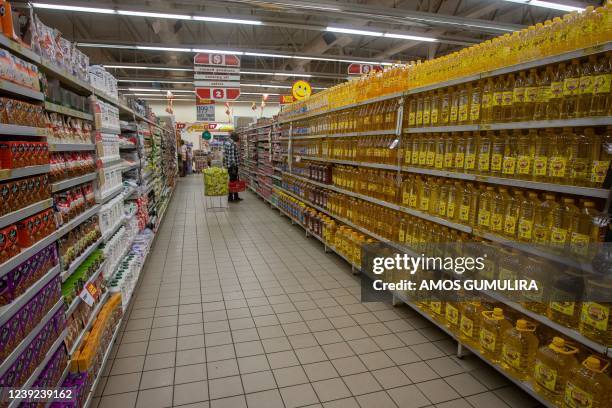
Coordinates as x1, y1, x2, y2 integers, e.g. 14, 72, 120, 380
149, 100, 281, 125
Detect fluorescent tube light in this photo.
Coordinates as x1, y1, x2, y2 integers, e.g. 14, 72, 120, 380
104, 65, 193, 72
241, 92, 280, 95
117, 10, 191, 19
192, 48, 244, 55
32, 3, 115, 13
503, 0, 584, 12
383, 33, 438, 42
136, 46, 191, 52
274, 73, 312, 78
193, 16, 262, 25
245, 52, 292, 58
123, 88, 195, 93
117, 80, 193, 84
326, 27, 383, 37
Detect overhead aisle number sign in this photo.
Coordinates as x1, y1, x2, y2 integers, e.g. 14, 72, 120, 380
194, 53, 241, 101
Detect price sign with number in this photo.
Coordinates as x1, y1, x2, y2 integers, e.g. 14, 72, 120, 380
194, 53, 241, 101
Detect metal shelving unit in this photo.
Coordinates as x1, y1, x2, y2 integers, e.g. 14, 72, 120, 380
0, 80, 45, 101
51, 173, 97, 192
49, 143, 96, 152
61, 237, 104, 282
0, 198, 53, 229
0, 164, 50, 182
0, 123, 48, 136
44, 101, 93, 121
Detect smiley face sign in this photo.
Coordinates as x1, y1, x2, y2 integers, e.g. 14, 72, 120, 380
292, 80, 312, 100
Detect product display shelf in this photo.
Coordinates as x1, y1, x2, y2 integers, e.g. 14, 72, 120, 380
66, 263, 104, 317
102, 217, 126, 243
7, 329, 68, 408
292, 129, 398, 140
39, 57, 92, 95
82, 317, 122, 408
96, 184, 124, 204
45, 364, 70, 408
0, 264, 61, 325
97, 127, 121, 135
51, 172, 97, 193
0, 34, 40, 63
61, 237, 104, 283
119, 143, 138, 150
0, 164, 51, 182
0, 198, 53, 229
0, 300, 64, 378
49, 143, 96, 152
122, 161, 140, 172
44, 101, 93, 121
0, 123, 48, 136
56, 205, 101, 239
0, 79, 45, 101
68, 291, 111, 356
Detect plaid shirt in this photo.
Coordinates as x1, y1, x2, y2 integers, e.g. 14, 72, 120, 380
223, 139, 240, 168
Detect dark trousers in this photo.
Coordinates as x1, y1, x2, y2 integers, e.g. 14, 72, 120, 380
228, 165, 239, 201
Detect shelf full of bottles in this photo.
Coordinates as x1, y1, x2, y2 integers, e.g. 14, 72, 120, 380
270, 30, 612, 408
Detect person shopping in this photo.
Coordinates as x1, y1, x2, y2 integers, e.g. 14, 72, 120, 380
224, 132, 242, 201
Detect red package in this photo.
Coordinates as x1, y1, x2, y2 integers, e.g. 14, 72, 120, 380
17, 216, 36, 247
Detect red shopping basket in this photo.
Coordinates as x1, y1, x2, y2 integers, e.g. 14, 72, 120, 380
229, 180, 246, 193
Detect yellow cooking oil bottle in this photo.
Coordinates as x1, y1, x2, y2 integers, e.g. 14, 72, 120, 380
464, 131, 477, 173
561, 59, 583, 119
501, 319, 539, 380
481, 78, 494, 123
516, 129, 536, 179
502, 130, 518, 177
436, 181, 450, 218
477, 131, 492, 173
502, 74, 515, 122
444, 132, 456, 169
523, 69, 539, 120
569, 200, 599, 258
520, 257, 552, 315
490, 187, 510, 235
444, 292, 461, 333
459, 301, 483, 348
548, 63, 566, 120
479, 307, 512, 363
532, 129, 550, 181
568, 127, 593, 186
580, 273, 612, 346
549, 127, 572, 184
492, 75, 506, 122
548, 268, 584, 330
534, 66, 554, 121
590, 52, 611, 116
577, 55, 597, 118
590, 126, 611, 187
512, 71, 527, 121
503, 189, 523, 239
469, 80, 482, 124
490, 131, 505, 176
533, 337, 579, 404
517, 191, 540, 243
563, 356, 611, 408
434, 132, 446, 169
446, 181, 461, 221
532, 193, 558, 245
458, 182, 477, 226
454, 132, 466, 170
477, 186, 495, 231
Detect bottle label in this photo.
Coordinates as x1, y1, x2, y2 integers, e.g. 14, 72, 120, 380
533, 226, 549, 244
478, 210, 490, 227
502, 156, 516, 175
533, 156, 548, 176
458, 105, 468, 122
479, 328, 496, 352
549, 156, 567, 178
493, 92, 503, 106
478, 153, 490, 171
416, 111, 423, 124
491, 213, 503, 231
550, 301, 575, 316
579, 75, 594, 94
438, 200, 447, 216
447, 202, 456, 218
450, 106, 458, 122
444, 153, 454, 168
402, 191, 410, 205
430, 301, 442, 315
502, 91, 513, 106
455, 152, 465, 168
412, 150, 419, 164
504, 216, 517, 235
460, 315, 474, 338
434, 154, 444, 169
408, 112, 416, 126
470, 104, 480, 121
581, 302, 610, 331
550, 81, 564, 97
593, 73, 611, 94
564, 382, 594, 408
563, 77, 580, 96
534, 361, 557, 392
431, 108, 439, 124
570, 232, 590, 255
399, 229, 405, 243
518, 219, 533, 240
446, 304, 459, 325
517, 155, 532, 175
404, 150, 412, 164
482, 93, 491, 108
590, 160, 610, 184
525, 87, 538, 102
513, 87, 525, 103
550, 227, 568, 245
423, 111, 430, 124
419, 196, 430, 211
491, 153, 503, 171
464, 153, 476, 170
538, 86, 552, 102
419, 151, 427, 165
409, 194, 418, 208
502, 344, 521, 370
459, 204, 470, 222
426, 151, 435, 166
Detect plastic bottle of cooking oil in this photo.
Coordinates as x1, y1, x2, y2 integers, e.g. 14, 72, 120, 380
409, 176, 421, 209
418, 135, 428, 167
436, 181, 450, 218
533, 337, 579, 405
590, 126, 611, 186
464, 131, 477, 172
502, 130, 519, 177
477, 131, 492, 173
459, 302, 483, 348
564, 356, 611, 408
490, 187, 510, 235
502, 74, 515, 122
534, 66, 554, 121
590, 52, 611, 116
434, 133, 445, 170
479, 308, 512, 363
444, 132, 455, 169
490, 131, 505, 176
411, 134, 420, 166
533, 129, 549, 181
548, 268, 585, 329
469, 81, 482, 124
426, 136, 436, 167
449, 86, 460, 125
577, 55, 597, 117
580, 274, 612, 346
520, 257, 551, 314
454, 132, 466, 170
422, 92, 431, 127
516, 129, 536, 179
446, 182, 460, 220
548, 63, 566, 120
569, 200, 599, 257
492, 76, 505, 122
533, 193, 559, 245
440, 89, 451, 125
503, 189, 523, 238
419, 177, 432, 213
551, 197, 579, 250
549, 128, 571, 183
415, 96, 424, 127
458, 84, 471, 124
524, 69, 539, 121
518, 191, 540, 243
407, 98, 417, 127
501, 319, 539, 381
431, 91, 441, 126
561, 59, 582, 119
477, 186, 495, 231
458, 182, 477, 225
481, 78, 494, 123
512, 71, 527, 121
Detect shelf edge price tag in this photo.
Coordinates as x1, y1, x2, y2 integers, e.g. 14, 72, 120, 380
79, 283, 98, 307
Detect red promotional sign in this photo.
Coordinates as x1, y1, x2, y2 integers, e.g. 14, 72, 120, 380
194, 53, 241, 101
280, 95, 295, 104
347, 63, 383, 75
176, 122, 186, 130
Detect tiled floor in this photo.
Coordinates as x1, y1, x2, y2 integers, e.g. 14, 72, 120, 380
91, 175, 542, 408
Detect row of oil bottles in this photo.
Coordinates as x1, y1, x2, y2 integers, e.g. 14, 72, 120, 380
280, 177, 612, 346
281, 5, 610, 118
293, 126, 612, 188
291, 54, 611, 137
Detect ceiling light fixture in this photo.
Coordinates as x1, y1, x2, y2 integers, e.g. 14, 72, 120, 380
117, 10, 191, 19
117, 79, 193, 84
274, 73, 312, 78
503, 0, 584, 12
136, 45, 192, 52
383, 33, 438, 42
193, 16, 262, 25
122, 88, 195, 93
103, 65, 192, 72
326, 27, 383, 37
192, 48, 244, 55
32, 3, 115, 13
244, 52, 292, 58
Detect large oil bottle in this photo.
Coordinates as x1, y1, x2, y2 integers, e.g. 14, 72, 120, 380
516, 129, 536, 179
547, 63, 566, 119
577, 55, 597, 117
589, 126, 611, 187
533, 193, 559, 245
563, 356, 611, 408
548, 127, 571, 184
548, 268, 585, 330
501, 319, 539, 381
533, 337, 579, 405
517, 191, 540, 243
550, 197, 579, 250
503, 189, 523, 238
523, 69, 539, 120
512, 71, 527, 121
459, 301, 483, 348
481, 78, 494, 123
534, 66, 554, 121
477, 186, 495, 231
561, 59, 582, 119
477, 131, 492, 173
580, 275, 612, 346
490, 131, 505, 176
490, 187, 510, 235
479, 307, 512, 363
568, 128, 593, 186
590, 52, 611, 116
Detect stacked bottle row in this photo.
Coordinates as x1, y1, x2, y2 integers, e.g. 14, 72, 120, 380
295, 125, 612, 188
281, 5, 610, 118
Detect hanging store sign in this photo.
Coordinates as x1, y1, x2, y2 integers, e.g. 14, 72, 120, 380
347, 63, 383, 75
194, 53, 241, 101
196, 99, 215, 122
184, 122, 235, 133
280, 95, 295, 104
292, 80, 312, 101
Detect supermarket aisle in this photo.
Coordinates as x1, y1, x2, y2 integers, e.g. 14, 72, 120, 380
93, 175, 539, 408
